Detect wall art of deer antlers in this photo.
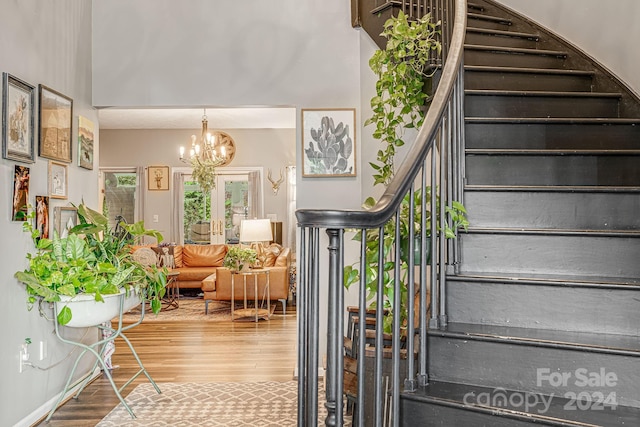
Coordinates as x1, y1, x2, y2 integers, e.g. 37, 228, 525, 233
267, 168, 284, 195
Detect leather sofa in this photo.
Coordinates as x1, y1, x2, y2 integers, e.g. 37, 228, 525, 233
202, 245, 291, 315
134, 243, 291, 314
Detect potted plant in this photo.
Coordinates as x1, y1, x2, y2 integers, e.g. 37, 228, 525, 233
15, 202, 168, 326
344, 11, 467, 333
223, 246, 258, 272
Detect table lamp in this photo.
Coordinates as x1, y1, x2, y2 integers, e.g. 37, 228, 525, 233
239, 219, 273, 268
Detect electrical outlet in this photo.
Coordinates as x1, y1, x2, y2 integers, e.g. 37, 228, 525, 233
19, 346, 29, 373
39, 341, 47, 361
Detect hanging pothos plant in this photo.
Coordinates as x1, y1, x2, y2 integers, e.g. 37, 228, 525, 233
345, 11, 468, 333
367, 10, 442, 187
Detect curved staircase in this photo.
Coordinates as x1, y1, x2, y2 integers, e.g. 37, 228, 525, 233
398, 1, 640, 425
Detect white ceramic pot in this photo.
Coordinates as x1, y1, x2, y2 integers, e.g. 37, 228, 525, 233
55, 289, 141, 328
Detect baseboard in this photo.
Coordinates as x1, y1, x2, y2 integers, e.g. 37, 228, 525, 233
16, 367, 101, 427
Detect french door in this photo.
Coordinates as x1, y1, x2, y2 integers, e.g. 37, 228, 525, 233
183, 169, 262, 245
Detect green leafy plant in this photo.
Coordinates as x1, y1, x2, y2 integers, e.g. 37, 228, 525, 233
15, 202, 168, 325
345, 190, 468, 332
367, 11, 441, 187
223, 246, 257, 272
345, 11, 468, 333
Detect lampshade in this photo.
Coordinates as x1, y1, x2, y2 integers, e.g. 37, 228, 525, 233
239, 219, 273, 243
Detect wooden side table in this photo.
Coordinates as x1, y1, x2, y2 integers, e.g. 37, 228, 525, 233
231, 269, 270, 321
161, 271, 180, 311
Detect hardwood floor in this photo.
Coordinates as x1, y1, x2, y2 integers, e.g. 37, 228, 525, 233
36, 313, 298, 426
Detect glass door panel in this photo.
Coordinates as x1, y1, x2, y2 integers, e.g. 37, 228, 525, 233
213, 174, 249, 244
183, 180, 212, 244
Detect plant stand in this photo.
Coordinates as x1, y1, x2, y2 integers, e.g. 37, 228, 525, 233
45, 292, 161, 421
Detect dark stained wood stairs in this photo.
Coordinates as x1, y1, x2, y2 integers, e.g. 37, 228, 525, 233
396, 0, 640, 425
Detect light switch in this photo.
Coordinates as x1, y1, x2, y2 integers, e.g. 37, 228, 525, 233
153, 214, 159, 223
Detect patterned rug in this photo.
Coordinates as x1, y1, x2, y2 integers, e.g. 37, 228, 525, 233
116, 298, 279, 323
97, 381, 327, 426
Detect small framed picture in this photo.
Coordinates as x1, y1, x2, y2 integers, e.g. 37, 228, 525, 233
2, 73, 36, 164
54, 206, 77, 238
12, 165, 30, 221
301, 108, 356, 177
49, 160, 68, 199
78, 115, 94, 170
34, 195, 50, 240
39, 85, 73, 163
148, 165, 170, 191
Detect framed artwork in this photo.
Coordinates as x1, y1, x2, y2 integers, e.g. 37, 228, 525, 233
49, 160, 68, 199
78, 115, 94, 170
39, 85, 73, 163
12, 165, 30, 221
2, 73, 35, 163
301, 108, 356, 177
35, 195, 50, 240
54, 206, 77, 238
148, 165, 170, 191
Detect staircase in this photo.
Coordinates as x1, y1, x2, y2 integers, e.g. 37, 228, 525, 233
399, 1, 640, 425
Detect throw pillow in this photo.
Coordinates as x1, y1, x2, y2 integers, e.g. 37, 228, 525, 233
263, 243, 283, 267
152, 245, 176, 268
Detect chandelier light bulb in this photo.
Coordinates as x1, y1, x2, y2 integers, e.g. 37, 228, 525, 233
179, 146, 185, 159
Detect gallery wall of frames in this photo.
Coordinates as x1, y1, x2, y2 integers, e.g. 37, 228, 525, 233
2, 72, 95, 237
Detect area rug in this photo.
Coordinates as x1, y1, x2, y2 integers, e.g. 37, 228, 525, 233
116, 298, 277, 323
97, 381, 329, 426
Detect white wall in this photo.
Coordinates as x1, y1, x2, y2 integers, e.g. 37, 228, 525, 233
93, 0, 366, 213
0, 1, 99, 425
99, 128, 296, 243
497, 0, 640, 96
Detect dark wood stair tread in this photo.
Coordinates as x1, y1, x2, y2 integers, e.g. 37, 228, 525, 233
448, 271, 640, 289
465, 65, 593, 77
466, 148, 640, 155
466, 89, 621, 99
466, 27, 538, 41
466, 117, 640, 124
402, 381, 640, 426
465, 184, 640, 193
465, 44, 567, 57
465, 226, 640, 238
467, 12, 512, 26
430, 323, 640, 355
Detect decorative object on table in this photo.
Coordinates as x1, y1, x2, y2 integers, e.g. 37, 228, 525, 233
14, 202, 168, 326
54, 206, 78, 238
77, 115, 94, 170
39, 84, 73, 163
223, 246, 257, 273
34, 195, 50, 240
301, 108, 356, 177
12, 165, 30, 221
239, 218, 273, 268
267, 168, 285, 195
48, 160, 68, 199
179, 108, 235, 193
147, 165, 169, 191
2, 73, 35, 163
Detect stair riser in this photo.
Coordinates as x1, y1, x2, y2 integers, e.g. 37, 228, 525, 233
401, 400, 552, 426
465, 122, 640, 150
464, 191, 640, 230
429, 337, 640, 407
466, 32, 537, 49
465, 70, 592, 92
446, 280, 640, 335
465, 94, 619, 118
465, 49, 565, 68
459, 233, 640, 278
466, 154, 640, 186
467, 17, 512, 31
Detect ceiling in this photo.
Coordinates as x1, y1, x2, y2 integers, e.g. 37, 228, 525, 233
97, 107, 297, 130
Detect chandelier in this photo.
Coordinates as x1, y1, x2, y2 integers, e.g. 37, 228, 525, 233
179, 109, 235, 193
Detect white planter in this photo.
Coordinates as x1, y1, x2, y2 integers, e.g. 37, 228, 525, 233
55, 289, 141, 328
